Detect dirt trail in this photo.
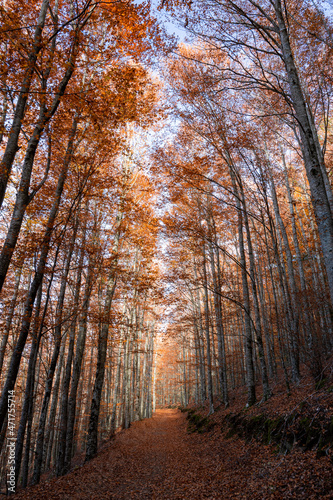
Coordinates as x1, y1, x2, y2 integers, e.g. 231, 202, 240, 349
14, 409, 225, 499
13, 408, 333, 499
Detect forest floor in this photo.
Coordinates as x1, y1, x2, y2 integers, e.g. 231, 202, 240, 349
13, 377, 333, 500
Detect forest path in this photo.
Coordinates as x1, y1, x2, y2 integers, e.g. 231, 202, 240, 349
13, 407, 333, 499
14, 409, 230, 499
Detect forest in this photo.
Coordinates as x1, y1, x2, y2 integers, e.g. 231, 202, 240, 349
0, 0, 332, 498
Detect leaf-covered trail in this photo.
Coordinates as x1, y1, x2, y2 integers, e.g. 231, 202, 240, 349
13, 408, 333, 499
14, 409, 228, 499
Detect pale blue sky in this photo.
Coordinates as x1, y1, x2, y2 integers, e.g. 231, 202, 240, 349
150, 0, 188, 42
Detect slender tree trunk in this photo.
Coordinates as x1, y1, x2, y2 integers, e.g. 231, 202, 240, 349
85, 226, 121, 461
14, 283, 43, 486
123, 331, 132, 429
56, 226, 86, 477
0, 266, 23, 378
268, 169, 300, 382
32, 234, 75, 485
0, 118, 78, 434
135, 326, 143, 421
202, 243, 214, 414
238, 180, 271, 400
275, 0, 333, 304
140, 333, 149, 419
231, 178, 256, 406
43, 340, 65, 473
109, 337, 123, 437
192, 265, 207, 401
283, 162, 321, 375
208, 232, 229, 406
64, 259, 94, 474
0, 0, 50, 208
0, 43, 79, 292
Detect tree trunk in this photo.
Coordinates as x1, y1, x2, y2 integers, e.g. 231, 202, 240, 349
0, 44, 79, 292
85, 226, 120, 461
0, 266, 23, 378
0, 117, 78, 434
202, 243, 214, 415
0, 0, 50, 208
32, 235, 75, 485
14, 283, 43, 486
64, 260, 94, 474
275, 0, 333, 304
56, 228, 86, 477
268, 169, 300, 382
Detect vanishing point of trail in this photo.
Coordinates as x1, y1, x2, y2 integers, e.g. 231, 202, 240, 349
13, 409, 233, 499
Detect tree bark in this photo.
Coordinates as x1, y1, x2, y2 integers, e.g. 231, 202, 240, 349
274, 0, 333, 304
0, 0, 50, 208
0, 117, 78, 435
64, 259, 94, 474
201, 243, 214, 414
85, 225, 121, 461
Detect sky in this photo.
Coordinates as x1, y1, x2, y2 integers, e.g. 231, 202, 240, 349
150, 0, 188, 42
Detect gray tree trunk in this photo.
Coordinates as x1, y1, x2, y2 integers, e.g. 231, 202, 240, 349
274, 0, 333, 304
85, 224, 121, 461
0, 0, 50, 208
32, 231, 76, 485
56, 226, 86, 477
208, 240, 229, 406
269, 169, 300, 382
64, 259, 94, 474
0, 267, 23, 378
109, 337, 123, 437
202, 243, 214, 415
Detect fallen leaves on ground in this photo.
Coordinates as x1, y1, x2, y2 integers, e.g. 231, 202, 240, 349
12, 401, 332, 499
